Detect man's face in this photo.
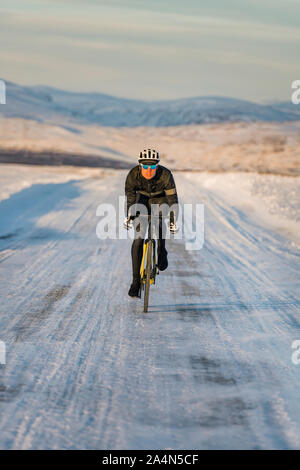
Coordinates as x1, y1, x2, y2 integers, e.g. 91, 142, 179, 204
140, 162, 157, 180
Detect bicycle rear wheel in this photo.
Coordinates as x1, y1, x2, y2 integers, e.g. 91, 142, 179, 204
143, 240, 152, 313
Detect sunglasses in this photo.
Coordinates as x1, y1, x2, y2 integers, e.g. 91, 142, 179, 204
141, 164, 157, 169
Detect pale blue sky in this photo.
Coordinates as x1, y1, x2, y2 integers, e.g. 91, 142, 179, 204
1, 0, 299, 101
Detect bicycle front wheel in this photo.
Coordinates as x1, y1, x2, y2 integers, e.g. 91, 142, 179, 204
144, 240, 152, 313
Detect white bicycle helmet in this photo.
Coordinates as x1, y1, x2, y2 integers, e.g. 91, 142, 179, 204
138, 149, 160, 163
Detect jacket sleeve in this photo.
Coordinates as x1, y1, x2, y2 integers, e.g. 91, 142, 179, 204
164, 171, 178, 223
125, 169, 137, 217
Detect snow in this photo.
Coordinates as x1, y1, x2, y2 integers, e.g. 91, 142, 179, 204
1, 117, 299, 175
2, 80, 300, 127
0, 78, 299, 450
0, 165, 299, 449
183, 172, 300, 247
0, 165, 105, 202
1, 80, 299, 176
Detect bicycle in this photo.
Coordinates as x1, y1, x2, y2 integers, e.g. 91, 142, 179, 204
134, 215, 161, 312
133, 214, 168, 313
127, 212, 177, 312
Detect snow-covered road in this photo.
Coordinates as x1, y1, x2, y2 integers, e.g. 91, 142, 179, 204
0, 168, 299, 449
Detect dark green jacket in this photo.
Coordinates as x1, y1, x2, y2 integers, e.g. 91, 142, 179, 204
125, 165, 178, 217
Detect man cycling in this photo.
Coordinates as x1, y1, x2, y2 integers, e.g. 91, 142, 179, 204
124, 149, 178, 297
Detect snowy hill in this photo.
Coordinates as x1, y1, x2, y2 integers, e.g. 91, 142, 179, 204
1, 80, 299, 127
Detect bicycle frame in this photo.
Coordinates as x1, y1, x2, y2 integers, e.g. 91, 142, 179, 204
138, 215, 161, 312
140, 238, 157, 286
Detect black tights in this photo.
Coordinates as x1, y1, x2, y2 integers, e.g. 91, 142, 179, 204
130, 197, 169, 280
131, 237, 166, 280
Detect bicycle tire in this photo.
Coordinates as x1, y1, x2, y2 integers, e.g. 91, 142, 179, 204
144, 240, 152, 313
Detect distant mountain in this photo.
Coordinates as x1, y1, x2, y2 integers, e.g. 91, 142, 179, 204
1, 80, 299, 127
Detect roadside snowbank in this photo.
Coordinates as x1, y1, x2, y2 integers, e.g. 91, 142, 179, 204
183, 172, 300, 247
0, 164, 105, 202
